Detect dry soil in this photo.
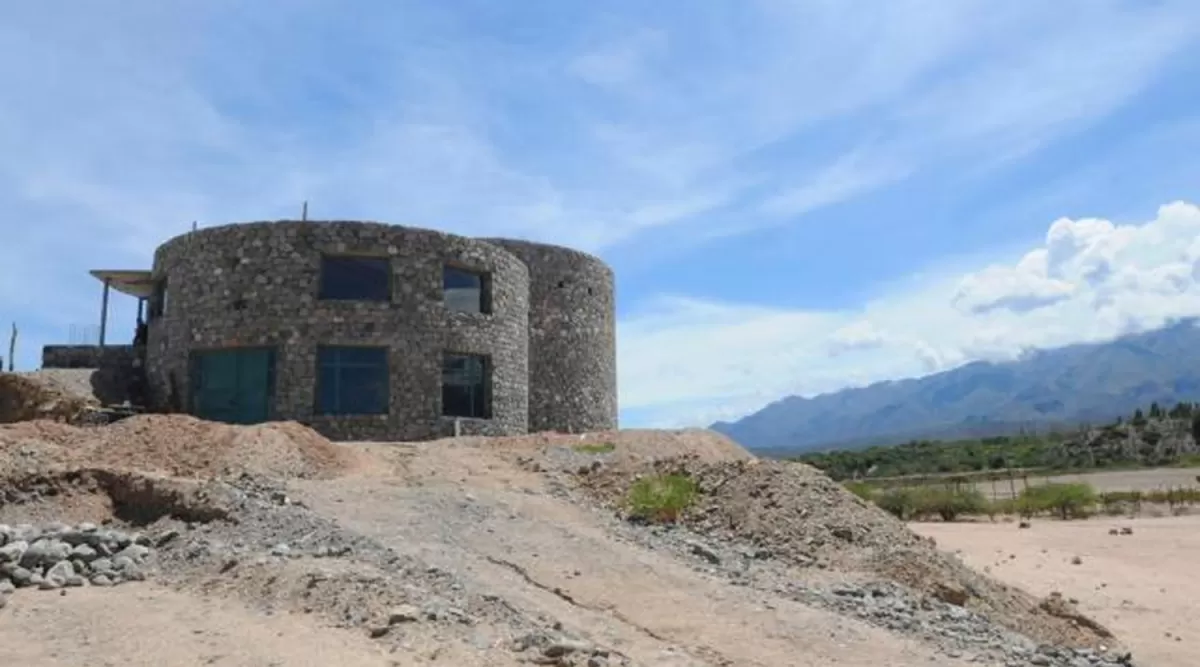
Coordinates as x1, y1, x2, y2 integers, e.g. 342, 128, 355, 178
913, 515, 1200, 667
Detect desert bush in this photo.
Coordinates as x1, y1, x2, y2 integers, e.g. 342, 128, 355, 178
1019, 482, 1097, 520
875, 487, 919, 520
843, 481, 877, 501
1099, 492, 1127, 515
573, 442, 616, 454
1144, 487, 1200, 506
911, 486, 989, 521
987, 497, 1018, 519
625, 474, 698, 524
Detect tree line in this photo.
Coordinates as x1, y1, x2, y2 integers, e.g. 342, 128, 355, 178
793, 401, 1200, 481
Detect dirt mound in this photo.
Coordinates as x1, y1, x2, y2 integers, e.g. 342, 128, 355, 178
0, 414, 363, 481
458, 427, 753, 464
579, 456, 1121, 653
0, 371, 98, 424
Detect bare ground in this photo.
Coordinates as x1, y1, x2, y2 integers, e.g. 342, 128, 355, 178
0, 584, 393, 667
913, 515, 1200, 667
290, 445, 964, 667
0, 418, 1140, 666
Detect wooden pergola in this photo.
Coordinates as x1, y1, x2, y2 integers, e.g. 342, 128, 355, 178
89, 269, 156, 346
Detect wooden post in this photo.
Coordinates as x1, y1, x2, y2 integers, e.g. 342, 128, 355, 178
301, 201, 309, 221
98, 278, 111, 347
6, 322, 15, 372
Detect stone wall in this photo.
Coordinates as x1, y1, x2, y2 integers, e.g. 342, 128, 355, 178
42, 345, 137, 371
145, 221, 530, 441
39, 345, 140, 405
481, 239, 618, 434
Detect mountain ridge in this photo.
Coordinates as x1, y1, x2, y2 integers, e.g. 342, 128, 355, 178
711, 318, 1200, 455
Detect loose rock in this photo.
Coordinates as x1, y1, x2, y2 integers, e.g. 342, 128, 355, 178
0, 522, 156, 594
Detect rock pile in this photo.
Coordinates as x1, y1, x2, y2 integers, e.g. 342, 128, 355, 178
0, 522, 158, 604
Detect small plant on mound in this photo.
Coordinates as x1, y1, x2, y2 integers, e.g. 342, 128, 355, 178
573, 442, 616, 455
1019, 482, 1097, 520
625, 473, 698, 524
911, 486, 989, 522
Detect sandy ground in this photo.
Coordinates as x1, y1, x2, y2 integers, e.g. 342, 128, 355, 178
0, 585, 393, 667
913, 514, 1200, 667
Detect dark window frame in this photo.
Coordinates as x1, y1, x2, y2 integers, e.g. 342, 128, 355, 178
315, 345, 391, 416
441, 351, 492, 419
318, 254, 392, 302
442, 264, 492, 314
148, 277, 168, 321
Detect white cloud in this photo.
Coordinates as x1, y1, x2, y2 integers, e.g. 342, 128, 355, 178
619, 202, 1200, 426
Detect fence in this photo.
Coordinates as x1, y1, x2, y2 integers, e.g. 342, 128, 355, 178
66, 324, 102, 345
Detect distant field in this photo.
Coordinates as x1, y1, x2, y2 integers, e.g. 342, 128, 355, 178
1041, 467, 1200, 493
963, 466, 1200, 500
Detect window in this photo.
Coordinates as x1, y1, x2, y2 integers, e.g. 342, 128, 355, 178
442, 352, 490, 419
443, 266, 490, 314
319, 256, 391, 301
316, 346, 389, 415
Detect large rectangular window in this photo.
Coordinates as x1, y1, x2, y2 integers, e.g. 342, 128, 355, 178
316, 345, 389, 415
442, 352, 491, 419
319, 256, 391, 301
443, 266, 490, 314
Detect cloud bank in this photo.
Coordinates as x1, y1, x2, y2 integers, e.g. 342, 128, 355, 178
620, 202, 1200, 426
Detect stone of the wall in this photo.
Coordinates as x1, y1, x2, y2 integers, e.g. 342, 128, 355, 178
480, 239, 618, 434
42, 345, 136, 371
146, 220, 529, 441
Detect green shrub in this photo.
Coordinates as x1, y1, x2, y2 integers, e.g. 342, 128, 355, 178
985, 497, 1016, 519
626, 474, 698, 524
574, 442, 616, 454
875, 488, 919, 520
911, 486, 989, 522
843, 481, 877, 502
1019, 482, 1097, 520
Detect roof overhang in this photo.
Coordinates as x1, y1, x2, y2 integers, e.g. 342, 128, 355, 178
89, 269, 156, 299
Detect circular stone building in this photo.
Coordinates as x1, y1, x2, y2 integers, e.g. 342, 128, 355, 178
140, 220, 617, 441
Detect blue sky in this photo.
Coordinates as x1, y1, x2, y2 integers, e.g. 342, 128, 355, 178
3, 1, 1200, 428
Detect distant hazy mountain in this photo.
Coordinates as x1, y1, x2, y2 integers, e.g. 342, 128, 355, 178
710, 319, 1200, 456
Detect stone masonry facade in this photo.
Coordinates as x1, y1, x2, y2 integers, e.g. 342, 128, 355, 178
139, 220, 617, 441
481, 239, 618, 434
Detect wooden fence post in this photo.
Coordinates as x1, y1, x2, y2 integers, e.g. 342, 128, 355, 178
7, 322, 15, 372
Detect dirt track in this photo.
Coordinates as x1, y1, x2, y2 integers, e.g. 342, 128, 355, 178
290, 446, 964, 667
1040, 468, 1200, 493
914, 515, 1200, 667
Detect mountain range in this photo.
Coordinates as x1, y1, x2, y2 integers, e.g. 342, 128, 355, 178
710, 319, 1200, 456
